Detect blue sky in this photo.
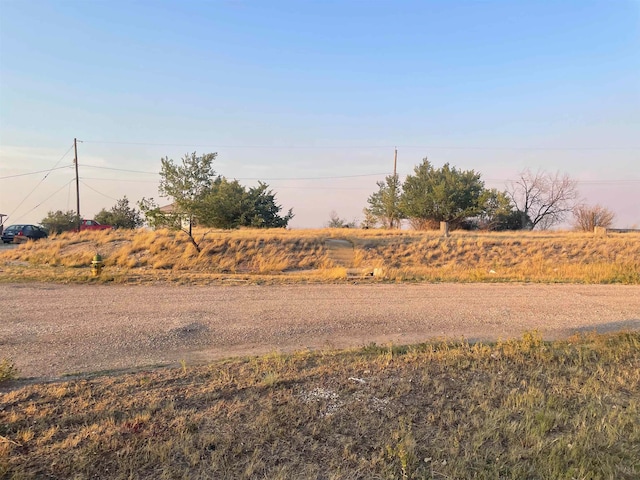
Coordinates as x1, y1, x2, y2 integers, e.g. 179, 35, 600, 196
1, 0, 638, 228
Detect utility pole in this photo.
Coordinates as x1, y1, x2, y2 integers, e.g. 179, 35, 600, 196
392, 147, 398, 229
393, 147, 397, 176
74, 138, 81, 230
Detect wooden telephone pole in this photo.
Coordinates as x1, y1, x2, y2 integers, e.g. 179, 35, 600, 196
74, 138, 81, 230
393, 147, 397, 176
391, 147, 398, 229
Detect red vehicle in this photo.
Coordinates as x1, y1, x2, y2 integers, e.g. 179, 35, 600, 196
80, 219, 113, 231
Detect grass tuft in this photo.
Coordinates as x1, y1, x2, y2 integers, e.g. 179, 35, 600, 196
0, 359, 18, 384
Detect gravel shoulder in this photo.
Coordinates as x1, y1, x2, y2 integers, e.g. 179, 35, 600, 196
1, 283, 639, 381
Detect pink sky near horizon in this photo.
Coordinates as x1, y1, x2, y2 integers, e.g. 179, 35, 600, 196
1, 143, 638, 229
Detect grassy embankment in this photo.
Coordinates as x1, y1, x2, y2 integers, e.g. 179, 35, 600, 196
1, 227, 639, 284
2, 332, 639, 479
2, 230, 638, 477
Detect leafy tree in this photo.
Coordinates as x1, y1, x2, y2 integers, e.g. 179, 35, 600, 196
326, 211, 357, 228
198, 180, 293, 229
572, 204, 615, 231
475, 189, 522, 231
159, 152, 219, 237
507, 169, 578, 230
197, 178, 247, 229
364, 174, 403, 229
40, 210, 80, 234
360, 208, 378, 229
400, 159, 484, 229
140, 152, 292, 250
138, 152, 219, 251
95, 196, 143, 229
241, 182, 293, 228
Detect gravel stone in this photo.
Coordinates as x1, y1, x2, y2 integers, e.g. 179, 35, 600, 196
1, 283, 638, 380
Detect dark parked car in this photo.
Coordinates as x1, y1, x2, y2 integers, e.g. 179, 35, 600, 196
1, 224, 49, 243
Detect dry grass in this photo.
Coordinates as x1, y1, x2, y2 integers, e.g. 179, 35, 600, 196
2, 332, 639, 479
1, 228, 639, 284
0, 360, 18, 385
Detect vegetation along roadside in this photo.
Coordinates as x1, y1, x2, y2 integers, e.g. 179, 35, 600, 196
0, 227, 638, 285
1, 332, 638, 479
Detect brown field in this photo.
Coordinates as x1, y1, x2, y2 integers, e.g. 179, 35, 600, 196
1, 227, 639, 284
2, 332, 639, 479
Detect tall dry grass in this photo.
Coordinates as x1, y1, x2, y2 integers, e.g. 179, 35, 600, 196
1, 227, 638, 284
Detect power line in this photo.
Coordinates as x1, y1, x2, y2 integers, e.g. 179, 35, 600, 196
270, 185, 374, 191
0, 165, 73, 180
575, 180, 640, 184
237, 173, 388, 181
395, 145, 640, 151
79, 180, 119, 202
8, 165, 639, 185
80, 176, 159, 183
79, 139, 640, 150
79, 164, 389, 180
80, 164, 158, 174
481, 178, 640, 185
75, 169, 640, 186
80, 140, 396, 149
5, 144, 75, 221
16, 179, 76, 220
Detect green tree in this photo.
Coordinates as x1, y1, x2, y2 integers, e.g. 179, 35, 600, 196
476, 189, 521, 231
400, 159, 484, 229
138, 152, 219, 251
159, 152, 219, 237
360, 208, 378, 229
198, 180, 293, 229
40, 210, 80, 234
197, 178, 247, 229
364, 174, 403, 229
95, 196, 143, 229
242, 182, 293, 228
140, 152, 292, 249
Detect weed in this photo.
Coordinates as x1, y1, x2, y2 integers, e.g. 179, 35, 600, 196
385, 420, 418, 479
0, 359, 17, 384
261, 371, 280, 388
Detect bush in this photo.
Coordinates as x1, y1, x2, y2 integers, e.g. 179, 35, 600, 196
40, 210, 80, 234
0, 358, 18, 384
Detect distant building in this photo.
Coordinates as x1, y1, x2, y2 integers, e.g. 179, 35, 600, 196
158, 203, 191, 230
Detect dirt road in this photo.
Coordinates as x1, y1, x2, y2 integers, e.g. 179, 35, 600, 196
1, 283, 639, 380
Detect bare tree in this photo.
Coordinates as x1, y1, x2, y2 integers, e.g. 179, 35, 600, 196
506, 169, 578, 230
572, 204, 616, 231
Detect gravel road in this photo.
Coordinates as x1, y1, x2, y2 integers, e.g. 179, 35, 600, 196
1, 283, 639, 380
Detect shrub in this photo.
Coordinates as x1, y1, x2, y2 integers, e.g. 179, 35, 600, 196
0, 358, 18, 384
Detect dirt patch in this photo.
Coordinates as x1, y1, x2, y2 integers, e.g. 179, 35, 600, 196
325, 238, 354, 267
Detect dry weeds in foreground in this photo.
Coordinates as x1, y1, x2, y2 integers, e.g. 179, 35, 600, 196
0, 228, 639, 284
1, 332, 639, 479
